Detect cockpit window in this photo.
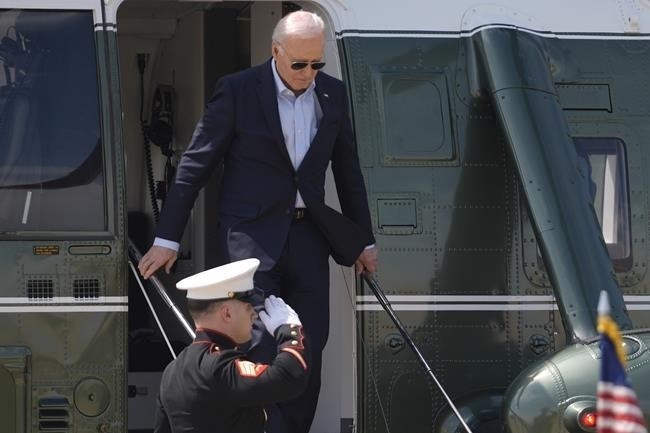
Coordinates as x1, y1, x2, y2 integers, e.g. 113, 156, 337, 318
575, 137, 631, 266
0, 10, 105, 233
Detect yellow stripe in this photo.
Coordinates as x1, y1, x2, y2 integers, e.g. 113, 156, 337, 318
598, 314, 626, 366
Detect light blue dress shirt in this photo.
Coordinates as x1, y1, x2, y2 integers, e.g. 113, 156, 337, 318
271, 59, 323, 208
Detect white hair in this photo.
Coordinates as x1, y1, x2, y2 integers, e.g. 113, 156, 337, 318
272, 10, 325, 43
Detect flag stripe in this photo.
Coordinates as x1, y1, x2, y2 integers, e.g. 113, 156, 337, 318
599, 383, 638, 399
599, 426, 647, 433
597, 401, 644, 418
597, 304, 648, 433
598, 410, 646, 424
598, 419, 647, 433
598, 391, 644, 408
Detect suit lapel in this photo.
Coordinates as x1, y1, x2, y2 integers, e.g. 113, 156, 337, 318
314, 77, 332, 122
299, 76, 333, 168
256, 60, 293, 166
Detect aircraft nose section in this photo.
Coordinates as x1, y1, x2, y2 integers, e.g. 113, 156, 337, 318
503, 357, 575, 433
503, 333, 650, 433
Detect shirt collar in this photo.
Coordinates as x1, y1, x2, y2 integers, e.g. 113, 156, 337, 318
193, 327, 238, 349
272, 59, 316, 97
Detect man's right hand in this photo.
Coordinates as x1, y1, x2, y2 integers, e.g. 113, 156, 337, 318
355, 246, 378, 275
259, 295, 302, 336
138, 246, 178, 280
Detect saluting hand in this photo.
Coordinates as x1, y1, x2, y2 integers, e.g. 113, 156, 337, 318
259, 295, 302, 336
355, 246, 378, 275
138, 245, 178, 279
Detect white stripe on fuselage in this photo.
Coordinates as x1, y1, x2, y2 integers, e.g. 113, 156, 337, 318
0, 306, 127, 313
336, 25, 650, 40
355, 295, 650, 311
0, 296, 128, 313
0, 296, 128, 304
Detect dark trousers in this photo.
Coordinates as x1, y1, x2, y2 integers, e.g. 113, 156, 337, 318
249, 217, 330, 433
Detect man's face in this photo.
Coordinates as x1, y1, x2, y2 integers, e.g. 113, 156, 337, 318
272, 34, 325, 93
228, 300, 257, 345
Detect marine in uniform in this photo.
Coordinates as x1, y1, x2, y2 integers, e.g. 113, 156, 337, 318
154, 258, 309, 433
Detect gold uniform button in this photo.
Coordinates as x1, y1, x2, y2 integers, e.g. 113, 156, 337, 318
291, 331, 298, 336
291, 340, 299, 346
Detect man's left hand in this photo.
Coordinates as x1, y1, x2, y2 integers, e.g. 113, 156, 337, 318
355, 246, 378, 275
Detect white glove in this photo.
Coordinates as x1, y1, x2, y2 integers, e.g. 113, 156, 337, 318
259, 295, 302, 336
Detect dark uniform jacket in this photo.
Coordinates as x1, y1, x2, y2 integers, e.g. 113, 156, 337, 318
154, 325, 309, 433
155, 59, 375, 269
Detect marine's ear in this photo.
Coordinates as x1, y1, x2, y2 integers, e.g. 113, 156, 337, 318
209, 301, 231, 324
220, 302, 234, 322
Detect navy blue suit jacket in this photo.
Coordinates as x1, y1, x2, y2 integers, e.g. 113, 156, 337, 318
156, 59, 375, 269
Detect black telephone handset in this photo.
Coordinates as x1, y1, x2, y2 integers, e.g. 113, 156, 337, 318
147, 85, 174, 157
137, 52, 176, 222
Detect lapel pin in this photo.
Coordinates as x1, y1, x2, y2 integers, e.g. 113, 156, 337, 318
323, 93, 329, 98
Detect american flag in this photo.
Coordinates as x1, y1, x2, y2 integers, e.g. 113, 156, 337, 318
597, 291, 648, 433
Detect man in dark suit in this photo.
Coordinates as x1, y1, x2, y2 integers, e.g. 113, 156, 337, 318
139, 10, 377, 433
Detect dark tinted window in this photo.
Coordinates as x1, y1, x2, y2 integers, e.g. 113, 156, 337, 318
0, 10, 105, 233
575, 137, 631, 265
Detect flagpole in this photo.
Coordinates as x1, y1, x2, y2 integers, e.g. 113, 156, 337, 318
597, 290, 610, 317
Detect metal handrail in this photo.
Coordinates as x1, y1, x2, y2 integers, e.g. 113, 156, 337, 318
127, 239, 196, 341
362, 273, 473, 433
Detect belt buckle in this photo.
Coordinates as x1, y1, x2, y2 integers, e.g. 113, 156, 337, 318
294, 208, 306, 220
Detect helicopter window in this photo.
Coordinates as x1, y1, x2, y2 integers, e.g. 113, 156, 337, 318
0, 10, 105, 233
575, 137, 631, 266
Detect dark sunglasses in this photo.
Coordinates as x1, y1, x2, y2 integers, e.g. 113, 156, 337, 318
290, 61, 326, 71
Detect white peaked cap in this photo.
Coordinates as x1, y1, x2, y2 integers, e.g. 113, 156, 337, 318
176, 258, 260, 300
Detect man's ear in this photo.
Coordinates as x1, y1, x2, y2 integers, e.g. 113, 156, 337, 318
220, 303, 233, 322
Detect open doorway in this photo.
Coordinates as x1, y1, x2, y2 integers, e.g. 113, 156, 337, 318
115, 2, 356, 432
